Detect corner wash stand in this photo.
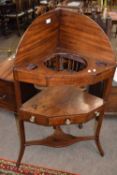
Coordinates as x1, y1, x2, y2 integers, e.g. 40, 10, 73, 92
13, 8, 116, 166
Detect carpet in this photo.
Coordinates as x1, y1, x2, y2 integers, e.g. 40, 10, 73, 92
0, 158, 79, 175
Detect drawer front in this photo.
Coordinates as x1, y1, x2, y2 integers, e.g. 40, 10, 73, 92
106, 87, 117, 113
19, 111, 48, 126
48, 109, 102, 126
0, 80, 16, 111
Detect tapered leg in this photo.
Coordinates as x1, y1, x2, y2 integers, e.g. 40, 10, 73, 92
95, 109, 104, 156
16, 120, 26, 167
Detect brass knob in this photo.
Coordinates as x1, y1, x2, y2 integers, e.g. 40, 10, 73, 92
29, 116, 36, 123
94, 111, 100, 117
65, 119, 71, 125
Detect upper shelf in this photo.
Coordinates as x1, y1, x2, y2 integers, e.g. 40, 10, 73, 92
14, 8, 116, 87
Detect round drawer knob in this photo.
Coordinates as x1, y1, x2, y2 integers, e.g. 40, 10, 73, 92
65, 119, 71, 125
29, 116, 36, 123
0, 94, 7, 100
94, 111, 100, 117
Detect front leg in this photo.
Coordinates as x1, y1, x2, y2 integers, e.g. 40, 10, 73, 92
16, 120, 26, 167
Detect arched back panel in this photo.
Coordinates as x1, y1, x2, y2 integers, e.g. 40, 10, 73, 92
14, 8, 115, 87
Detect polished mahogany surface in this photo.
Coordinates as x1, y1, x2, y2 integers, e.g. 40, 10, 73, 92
0, 57, 38, 112
0, 57, 14, 81
14, 8, 116, 166
14, 8, 116, 87
0, 57, 16, 111
106, 85, 117, 114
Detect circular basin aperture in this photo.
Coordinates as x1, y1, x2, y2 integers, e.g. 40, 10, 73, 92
44, 53, 87, 72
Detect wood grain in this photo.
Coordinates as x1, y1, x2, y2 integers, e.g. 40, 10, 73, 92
14, 9, 116, 87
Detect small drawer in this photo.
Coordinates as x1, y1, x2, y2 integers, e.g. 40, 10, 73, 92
0, 79, 16, 111
0, 85, 10, 103
0, 93, 7, 101
106, 86, 117, 113
48, 112, 98, 126
19, 111, 48, 126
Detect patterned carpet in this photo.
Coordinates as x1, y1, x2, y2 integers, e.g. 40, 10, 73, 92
0, 158, 79, 175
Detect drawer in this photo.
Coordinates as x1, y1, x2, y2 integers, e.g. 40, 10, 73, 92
49, 107, 103, 126
19, 111, 49, 126
0, 79, 16, 111
48, 114, 95, 126
106, 87, 117, 113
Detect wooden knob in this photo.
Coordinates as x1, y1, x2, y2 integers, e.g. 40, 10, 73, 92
0, 94, 7, 100
29, 116, 36, 123
65, 119, 71, 125
94, 111, 100, 117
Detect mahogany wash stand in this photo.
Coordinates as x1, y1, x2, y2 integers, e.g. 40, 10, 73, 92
13, 8, 116, 166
